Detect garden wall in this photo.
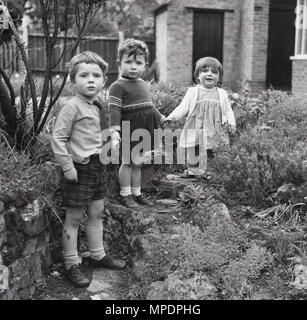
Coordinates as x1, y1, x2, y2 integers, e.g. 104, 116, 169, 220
0, 191, 61, 300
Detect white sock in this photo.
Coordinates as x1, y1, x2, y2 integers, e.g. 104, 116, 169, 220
63, 250, 82, 270
132, 187, 141, 196
86, 220, 105, 261
120, 186, 132, 197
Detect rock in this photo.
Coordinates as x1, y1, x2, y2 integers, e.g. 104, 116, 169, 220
251, 289, 276, 300
156, 199, 179, 206
260, 125, 272, 132
87, 269, 128, 299
20, 201, 46, 237
276, 183, 295, 195
0, 265, 9, 291
146, 281, 169, 300
291, 264, 307, 290
211, 202, 232, 221
166, 271, 218, 300
157, 179, 185, 199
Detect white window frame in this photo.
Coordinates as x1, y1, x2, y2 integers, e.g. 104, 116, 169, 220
293, 0, 307, 58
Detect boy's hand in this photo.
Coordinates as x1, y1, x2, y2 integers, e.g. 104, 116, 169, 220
64, 167, 78, 183
111, 130, 121, 148
160, 115, 167, 123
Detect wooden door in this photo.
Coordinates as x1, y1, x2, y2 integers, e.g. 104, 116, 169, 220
266, 1, 296, 90
193, 10, 224, 82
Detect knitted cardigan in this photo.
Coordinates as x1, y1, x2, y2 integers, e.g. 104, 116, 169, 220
168, 85, 236, 126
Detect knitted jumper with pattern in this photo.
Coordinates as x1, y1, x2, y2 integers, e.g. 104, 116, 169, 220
109, 77, 162, 129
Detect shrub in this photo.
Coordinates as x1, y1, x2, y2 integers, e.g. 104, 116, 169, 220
212, 92, 307, 206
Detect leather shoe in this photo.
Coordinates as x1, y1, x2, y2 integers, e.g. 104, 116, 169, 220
133, 194, 153, 206
119, 195, 139, 208
87, 256, 126, 270
63, 264, 90, 287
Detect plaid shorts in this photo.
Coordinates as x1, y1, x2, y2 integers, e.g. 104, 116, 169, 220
60, 155, 107, 207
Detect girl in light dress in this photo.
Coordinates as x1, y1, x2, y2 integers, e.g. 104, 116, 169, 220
166, 57, 236, 178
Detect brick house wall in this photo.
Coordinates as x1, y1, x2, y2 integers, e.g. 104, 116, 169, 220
155, 0, 270, 94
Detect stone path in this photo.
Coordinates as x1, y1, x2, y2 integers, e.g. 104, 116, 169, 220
86, 268, 129, 300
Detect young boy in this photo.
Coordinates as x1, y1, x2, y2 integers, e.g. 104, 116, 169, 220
109, 38, 166, 208
52, 51, 126, 288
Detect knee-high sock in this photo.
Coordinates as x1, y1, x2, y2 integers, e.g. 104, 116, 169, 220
86, 219, 105, 261
63, 250, 82, 270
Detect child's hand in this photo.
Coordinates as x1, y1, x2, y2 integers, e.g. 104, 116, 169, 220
111, 130, 121, 148
160, 115, 167, 123
64, 167, 78, 183
228, 125, 236, 136
164, 116, 174, 124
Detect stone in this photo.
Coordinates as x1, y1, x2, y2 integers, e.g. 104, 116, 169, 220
166, 271, 218, 300
23, 238, 38, 256
0, 265, 9, 291
146, 281, 169, 300
10, 258, 27, 276
21, 201, 46, 237
276, 183, 295, 195
87, 269, 128, 299
156, 199, 179, 206
291, 264, 307, 290
211, 202, 232, 222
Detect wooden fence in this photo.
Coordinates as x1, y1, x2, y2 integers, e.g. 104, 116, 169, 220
27, 34, 155, 86
0, 34, 155, 87
0, 41, 21, 75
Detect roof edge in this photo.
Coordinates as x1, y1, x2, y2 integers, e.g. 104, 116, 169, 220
153, 0, 172, 16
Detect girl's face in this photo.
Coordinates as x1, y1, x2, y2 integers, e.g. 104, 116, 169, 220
197, 66, 220, 89
119, 53, 147, 79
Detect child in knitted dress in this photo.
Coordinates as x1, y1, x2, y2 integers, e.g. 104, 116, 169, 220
166, 57, 236, 178
109, 38, 166, 208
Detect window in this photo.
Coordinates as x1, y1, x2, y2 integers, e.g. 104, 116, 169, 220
295, 0, 307, 55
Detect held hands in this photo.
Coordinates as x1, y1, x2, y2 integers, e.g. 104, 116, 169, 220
64, 167, 78, 183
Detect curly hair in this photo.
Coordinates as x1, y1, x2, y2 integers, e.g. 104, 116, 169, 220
118, 38, 149, 63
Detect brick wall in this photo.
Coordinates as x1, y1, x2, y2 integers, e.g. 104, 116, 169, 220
292, 59, 307, 95
155, 0, 270, 94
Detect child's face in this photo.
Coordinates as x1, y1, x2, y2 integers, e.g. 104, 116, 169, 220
198, 66, 219, 89
73, 62, 105, 99
119, 53, 147, 79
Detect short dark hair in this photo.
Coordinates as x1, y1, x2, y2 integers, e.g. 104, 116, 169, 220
68, 51, 109, 82
194, 57, 223, 86
118, 38, 149, 63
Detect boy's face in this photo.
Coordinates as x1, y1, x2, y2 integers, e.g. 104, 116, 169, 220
119, 53, 147, 79
73, 62, 105, 100
198, 66, 219, 89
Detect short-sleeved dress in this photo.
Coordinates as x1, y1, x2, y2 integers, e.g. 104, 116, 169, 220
180, 86, 229, 150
